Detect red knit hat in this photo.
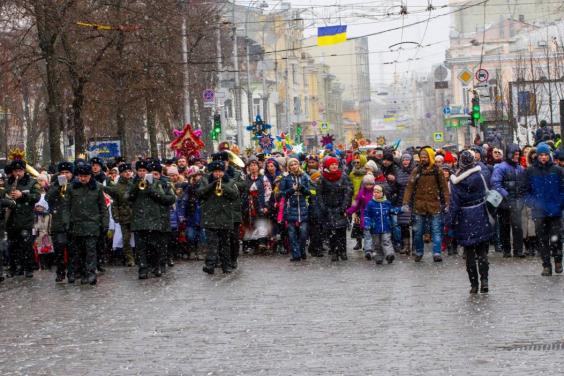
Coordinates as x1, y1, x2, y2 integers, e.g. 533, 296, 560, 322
324, 157, 339, 169
444, 151, 456, 165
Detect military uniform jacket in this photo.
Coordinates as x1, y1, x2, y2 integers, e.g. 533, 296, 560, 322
6, 173, 41, 231
128, 177, 175, 232
157, 178, 177, 233
104, 177, 133, 224
68, 179, 109, 237
46, 181, 71, 233
227, 167, 244, 224
196, 174, 238, 230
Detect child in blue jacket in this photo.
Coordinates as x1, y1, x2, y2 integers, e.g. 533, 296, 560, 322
364, 185, 399, 265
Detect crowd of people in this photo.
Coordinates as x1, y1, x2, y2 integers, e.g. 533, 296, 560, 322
0, 137, 562, 293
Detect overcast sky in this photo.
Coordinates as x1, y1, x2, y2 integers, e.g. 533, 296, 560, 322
249, 0, 452, 86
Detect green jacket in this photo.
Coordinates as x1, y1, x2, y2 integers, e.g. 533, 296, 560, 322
227, 167, 245, 224
5, 173, 41, 231
68, 178, 109, 237
104, 176, 133, 224
157, 177, 176, 232
196, 174, 238, 230
45, 180, 71, 233
128, 177, 175, 232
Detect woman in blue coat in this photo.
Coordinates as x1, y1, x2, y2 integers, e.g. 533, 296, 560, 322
279, 158, 310, 261
446, 150, 494, 294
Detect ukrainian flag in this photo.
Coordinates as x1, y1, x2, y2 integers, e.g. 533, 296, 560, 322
317, 25, 347, 46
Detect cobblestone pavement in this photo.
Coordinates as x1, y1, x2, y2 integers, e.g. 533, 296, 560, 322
2, 247, 564, 376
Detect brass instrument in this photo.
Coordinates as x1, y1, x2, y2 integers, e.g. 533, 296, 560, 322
226, 150, 245, 168
138, 179, 147, 190
215, 178, 223, 197
59, 183, 67, 198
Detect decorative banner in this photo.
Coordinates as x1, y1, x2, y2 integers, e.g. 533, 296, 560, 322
317, 25, 347, 46
169, 123, 205, 159
292, 144, 304, 154
258, 134, 274, 153
275, 133, 294, 155
376, 136, 386, 146
246, 115, 272, 141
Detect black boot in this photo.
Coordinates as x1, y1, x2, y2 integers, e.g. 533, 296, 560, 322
203, 265, 215, 274
340, 249, 348, 261
331, 252, 338, 262
470, 285, 479, 294
353, 239, 362, 251
480, 279, 488, 293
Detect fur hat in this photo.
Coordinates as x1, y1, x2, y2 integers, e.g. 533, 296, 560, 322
401, 153, 413, 162
151, 162, 163, 173
118, 163, 132, 174
90, 157, 105, 169
135, 160, 151, 171
10, 159, 26, 170
57, 161, 74, 173
76, 164, 93, 176
383, 152, 395, 162
207, 161, 225, 172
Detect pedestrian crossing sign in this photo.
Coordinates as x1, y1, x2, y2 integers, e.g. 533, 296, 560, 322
433, 132, 444, 142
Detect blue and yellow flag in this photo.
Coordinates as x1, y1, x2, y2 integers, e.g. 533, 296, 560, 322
317, 25, 347, 46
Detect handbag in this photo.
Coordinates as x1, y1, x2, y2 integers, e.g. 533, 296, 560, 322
479, 174, 503, 226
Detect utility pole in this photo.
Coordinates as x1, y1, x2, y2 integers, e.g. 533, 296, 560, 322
181, 6, 191, 126
232, 1, 244, 147
560, 99, 564, 149
245, 9, 253, 127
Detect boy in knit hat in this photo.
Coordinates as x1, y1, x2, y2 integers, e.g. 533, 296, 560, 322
364, 184, 397, 265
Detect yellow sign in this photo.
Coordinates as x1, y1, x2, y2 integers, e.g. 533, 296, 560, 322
458, 69, 472, 85
433, 132, 444, 142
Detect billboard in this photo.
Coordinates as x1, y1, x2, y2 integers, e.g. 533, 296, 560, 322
87, 139, 121, 160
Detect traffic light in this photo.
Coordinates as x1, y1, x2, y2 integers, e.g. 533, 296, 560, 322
471, 96, 481, 126
211, 114, 221, 140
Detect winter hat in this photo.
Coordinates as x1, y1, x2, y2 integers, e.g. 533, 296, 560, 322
135, 160, 151, 171
10, 159, 26, 170
76, 164, 93, 176
435, 154, 444, 163
167, 166, 179, 176
362, 174, 375, 185
90, 157, 105, 169
383, 152, 395, 162
459, 150, 476, 170
373, 184, 384, 193
187, 166, 203, 177
554, 149, 564, 161
536, 142, 551, 155
401, 153, 413, 162
151, 162, 163, 173
118, 163, 132, 174
309, 169, 321, 181
324, 157, 339, 169
444, 151, 456, 165
207, 161, 224, 172
365, 159, 379, 173
35, 196, 49, 212
57, 161, 74, 173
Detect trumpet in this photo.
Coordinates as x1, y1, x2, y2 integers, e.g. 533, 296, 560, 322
215, 178, 223, 197
59, 184, 67, 198
138, 179, 147, 190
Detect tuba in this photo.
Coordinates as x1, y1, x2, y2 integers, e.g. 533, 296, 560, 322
215, 178, 223, 197
138, 179, 147, 190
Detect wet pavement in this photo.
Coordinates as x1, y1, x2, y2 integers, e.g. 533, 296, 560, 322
2, 247, 564, 375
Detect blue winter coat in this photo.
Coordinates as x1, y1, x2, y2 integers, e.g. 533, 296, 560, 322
364, 199, 397, 234
491, 145, 527, 204
280, 173, 310, 223
525, 159, 564, 219
446, 165, 494, 246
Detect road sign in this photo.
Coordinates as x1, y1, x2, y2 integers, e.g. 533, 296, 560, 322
458, 69, 472, 85
443, 106, 451, 115
475, 68, 489, 82
203, 89, 215, 102
433, 132, 444, 142
435, 81, 448, 89
434, 64, 448, 81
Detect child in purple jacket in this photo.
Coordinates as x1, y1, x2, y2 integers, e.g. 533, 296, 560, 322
347, 174, 376, 260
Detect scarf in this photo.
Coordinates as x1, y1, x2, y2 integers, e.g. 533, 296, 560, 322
323, 169, 342, 182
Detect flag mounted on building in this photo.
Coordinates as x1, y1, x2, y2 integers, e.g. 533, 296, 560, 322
317, 25, 347, 46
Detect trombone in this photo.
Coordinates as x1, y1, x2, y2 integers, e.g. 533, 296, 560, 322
59, 183, 67, 198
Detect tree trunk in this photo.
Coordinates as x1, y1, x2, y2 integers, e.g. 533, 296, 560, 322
72, 80, 86, 158
145, 95, 158, 158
